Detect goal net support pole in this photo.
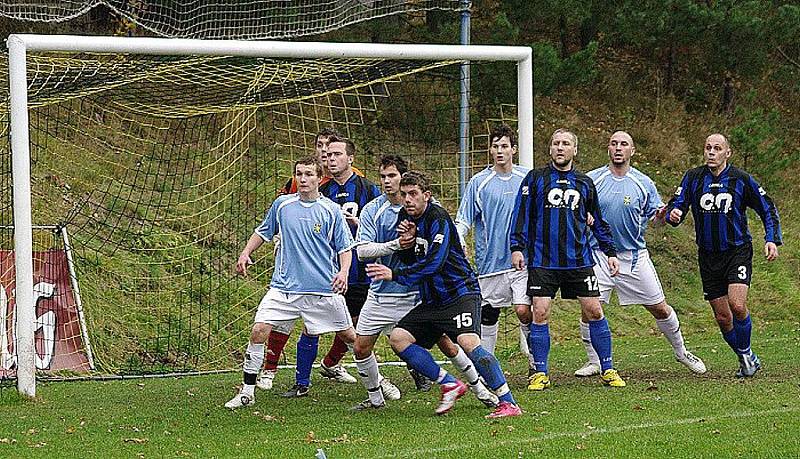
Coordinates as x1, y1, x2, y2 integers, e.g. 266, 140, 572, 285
6, 34, 533, 397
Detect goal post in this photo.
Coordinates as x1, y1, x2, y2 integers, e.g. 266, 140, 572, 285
6, 34, 533, 397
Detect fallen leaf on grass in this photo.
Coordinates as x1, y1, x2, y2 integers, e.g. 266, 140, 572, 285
0, 438, 17, 444
576, 443, 587, 450
124, 438, 148, 444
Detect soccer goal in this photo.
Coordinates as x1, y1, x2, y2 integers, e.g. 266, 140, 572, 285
4, 34, 532, 396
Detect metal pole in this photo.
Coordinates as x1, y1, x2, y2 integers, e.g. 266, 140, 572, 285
518, 54, 534, 168
7, 35, 36, 397
458, 1, 471, 197
61, 226, 95, 370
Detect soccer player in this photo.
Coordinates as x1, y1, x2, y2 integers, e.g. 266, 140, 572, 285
260, 128, 373, 390
455, 123, 535, 373
366, 171, 522, 418
225, 156, 356, 408
573, 131, 706, 377
665, 133, 781, 377
353, 155, 498, 410
510, 128, 626, 390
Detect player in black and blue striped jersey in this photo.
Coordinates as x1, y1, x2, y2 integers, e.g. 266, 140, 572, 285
666, 133, 782, 378
510, 128, 626, 390
366, 171, 521, 418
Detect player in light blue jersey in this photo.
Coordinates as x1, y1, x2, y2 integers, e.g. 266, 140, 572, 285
352, 155, 498, 411
575, 131, 706, 377
225, 157, 358, 409
455, 124, 535, 374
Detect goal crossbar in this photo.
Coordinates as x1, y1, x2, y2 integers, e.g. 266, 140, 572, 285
6, 34, 533, 397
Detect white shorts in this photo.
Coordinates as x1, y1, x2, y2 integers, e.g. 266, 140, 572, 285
356, 290, 419, 336
254, 288, 353, 336
478, 270, 530, 308
592, 249, 665, 306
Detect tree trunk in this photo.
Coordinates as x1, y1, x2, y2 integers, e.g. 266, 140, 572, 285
559, 14, 569, 58
665, 42, 676, 92
720, 75, 735, 114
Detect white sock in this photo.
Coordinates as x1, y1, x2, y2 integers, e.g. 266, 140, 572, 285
450, 346, 479, 385
520, 323, 535, 369
580, 321, 600, 365
655, 309, 686, 358
481, 323, 499, 354
355, 353, 385, 405
244, 342, 265, 374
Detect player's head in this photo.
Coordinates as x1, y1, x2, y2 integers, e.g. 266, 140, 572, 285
704, 133, 731, 170
314, 127, 339, 171
294, 156, 323, 195
490, 124, 517, 169
608, 131, 635, 166
399, 170, 432, 217
550, 128, 578, 169
326, 134, 355, 178
379, 155, 408, 196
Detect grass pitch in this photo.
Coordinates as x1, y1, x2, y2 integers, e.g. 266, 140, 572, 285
2, 319, 799, 458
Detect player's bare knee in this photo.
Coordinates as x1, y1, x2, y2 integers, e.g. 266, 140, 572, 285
353, 339, 372, 360
250, 322, 272, 343
336, 327, 356, 344
456, 333, 480, 353
514, 304, 532, 324
389, 329, 412, 352
644, 301, 671, 320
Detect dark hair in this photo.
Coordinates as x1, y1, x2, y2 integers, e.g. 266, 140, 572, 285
314, 127, 339, 144
490, 123, 517, 147
294, 155, 324, 178
326, 134, 356, 156
379, 155, 409, 175
400, 170, 430, 192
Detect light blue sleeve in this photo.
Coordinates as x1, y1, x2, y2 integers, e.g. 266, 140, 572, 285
643, 176, 664, 219
254, 199, 280, 241
356, 200, 379, 243
331, 205, 356, 253
455, 177, 479, 242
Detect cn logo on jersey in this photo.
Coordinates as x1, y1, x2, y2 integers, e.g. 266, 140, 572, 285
546, 188, 581, 210
699, 192, 733, 213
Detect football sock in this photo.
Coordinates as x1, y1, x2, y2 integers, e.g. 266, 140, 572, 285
450, 346, 479, 385
295, 334, 319, 386
588, 318, 614, 372
519, 322, 535, 369
355, 353, 385, 406
264, 331, 290, 371
655, 309, 687, 358
397, 344, 455, 385
733, 313, 752, 355
480, 323, 499, 355
721, 326, 738, 353
528, 322, 551, 374
579, 320, 600, 365
243, 342, 265, 391
468, 345, 516, 405
322, 334, 349, 367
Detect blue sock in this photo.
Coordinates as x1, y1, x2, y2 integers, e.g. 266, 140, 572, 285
588, 318, 613, 372
295, 334, 319, 387
469, 345, 516, 405
528, 323, 550, 374
733, 314, 752, 354
397, 344, 455, 385
721, 326, 739, 354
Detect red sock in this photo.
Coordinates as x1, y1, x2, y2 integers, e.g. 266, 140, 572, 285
322, 334, 349, 367
264, 331, 290, 371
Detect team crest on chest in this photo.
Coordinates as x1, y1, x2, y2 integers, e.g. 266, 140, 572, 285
313, 223, 322, 233
623, 195, 632, 205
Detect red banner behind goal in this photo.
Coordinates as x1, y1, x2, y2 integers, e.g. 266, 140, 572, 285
0, 249, 91, 378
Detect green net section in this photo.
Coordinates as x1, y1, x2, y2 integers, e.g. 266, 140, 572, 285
0, 1, 465, 39
0, 52, 520, 377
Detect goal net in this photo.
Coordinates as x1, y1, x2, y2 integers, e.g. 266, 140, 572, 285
1, 37, 531, 386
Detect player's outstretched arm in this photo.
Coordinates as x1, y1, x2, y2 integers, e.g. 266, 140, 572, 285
236, 233, 264, 276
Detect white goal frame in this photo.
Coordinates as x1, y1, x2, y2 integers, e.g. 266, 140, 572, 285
6, 34, 533, 396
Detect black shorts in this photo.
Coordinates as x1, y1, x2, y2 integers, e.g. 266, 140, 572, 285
527, 267, 600, 299
699, 242, 753, 301
345, 284, 369, 317
396, 294, 481, 349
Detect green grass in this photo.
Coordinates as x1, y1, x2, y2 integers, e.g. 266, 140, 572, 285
2, 319, 798, 458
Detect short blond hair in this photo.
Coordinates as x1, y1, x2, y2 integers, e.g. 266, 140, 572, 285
551, 128, 578, 148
